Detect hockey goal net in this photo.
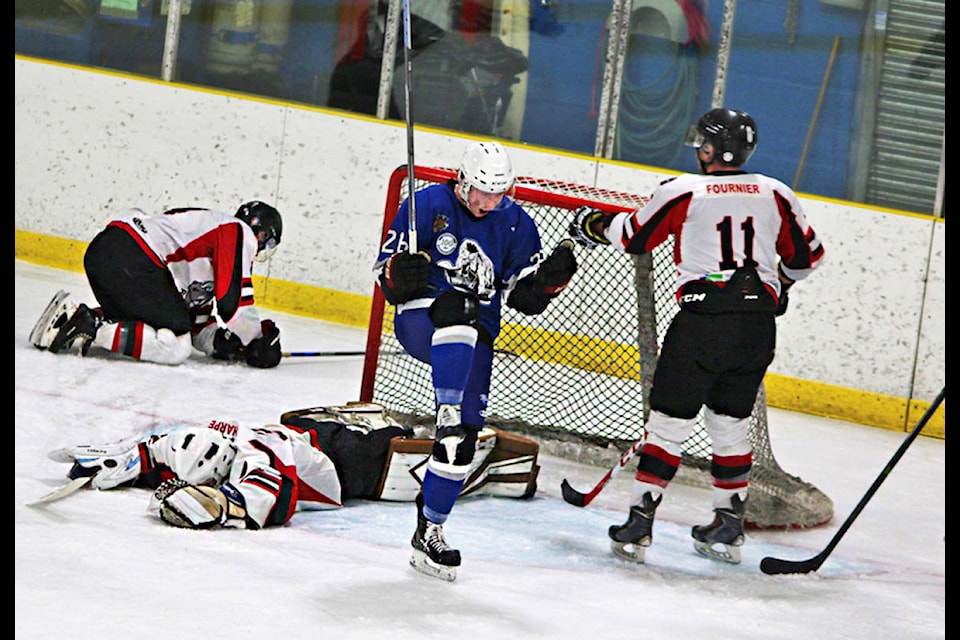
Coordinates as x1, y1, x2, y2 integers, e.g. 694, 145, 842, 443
361, 165, 833, 528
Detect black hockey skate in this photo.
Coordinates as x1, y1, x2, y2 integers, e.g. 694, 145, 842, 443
49, 304, 102, 355
409, 493, 461, 582
608, 492, 661, 564
691, 494, 747, 564
29, 289, 71, 350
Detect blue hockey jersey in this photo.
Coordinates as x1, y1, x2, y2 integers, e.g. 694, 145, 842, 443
374, 180, 544, 340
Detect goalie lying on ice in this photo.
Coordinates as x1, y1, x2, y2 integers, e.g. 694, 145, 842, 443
47, 403, 540, 530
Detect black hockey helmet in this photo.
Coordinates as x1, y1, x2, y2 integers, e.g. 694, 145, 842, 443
236, 201, 282, 261
684, 108, 758, 167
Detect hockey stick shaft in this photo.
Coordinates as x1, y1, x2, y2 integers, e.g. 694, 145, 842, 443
282, 351, 367, 357
760, 386, 945, 575
401, 0, 417, 253
27, 476, 93, 507
560, 437, 644, 507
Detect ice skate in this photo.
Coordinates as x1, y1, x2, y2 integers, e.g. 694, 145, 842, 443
29, 290, 71, 350
608, 492, 661, 563
48, 303, 102, 355
691, 494, 747, 564
409, 493, 460, 582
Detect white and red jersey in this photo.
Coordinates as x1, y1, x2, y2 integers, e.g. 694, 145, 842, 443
604, 171, 825, 301
106, 207, 262, 345
145, 420, 342, 529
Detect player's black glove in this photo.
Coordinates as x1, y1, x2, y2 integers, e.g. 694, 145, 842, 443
245, 319, 282, 368
379, 251, 431, 305
506, 241, 578, 316
568, 206, 611, 249
535, 240, 577, 295
775, 265, 795, 317
775, 283, 793, 317
212, 328, 244, 360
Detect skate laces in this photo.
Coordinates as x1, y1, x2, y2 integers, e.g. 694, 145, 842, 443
423, 522, 453, 553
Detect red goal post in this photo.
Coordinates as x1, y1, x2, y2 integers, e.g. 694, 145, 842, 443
361, 165, 833, 529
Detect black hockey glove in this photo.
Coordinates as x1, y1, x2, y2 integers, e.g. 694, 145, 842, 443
535, 240, 577, 295
212, 328, 244, 361
245, 319, 282, 368
379, 251, 431, 305
775, 264, 795, 317
569, 206, 611, 249
506, 241, 578, 316
775, 282, 793, 317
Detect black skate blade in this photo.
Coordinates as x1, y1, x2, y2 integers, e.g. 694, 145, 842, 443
409, 550, 457, 582
693, 539, 742, 564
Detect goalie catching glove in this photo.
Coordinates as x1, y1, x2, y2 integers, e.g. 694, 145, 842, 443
569, 206, 612, 249
379, 251, 431, 304
155, 478, 258, 530
506, 240, 577, 315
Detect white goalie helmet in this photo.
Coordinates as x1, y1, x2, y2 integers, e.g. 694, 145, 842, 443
458, 141, 515, 207
162, 426, 238, 486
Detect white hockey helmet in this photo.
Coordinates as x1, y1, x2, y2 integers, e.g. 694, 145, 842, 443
457, 141, 515, 209
163, 426, 238, 486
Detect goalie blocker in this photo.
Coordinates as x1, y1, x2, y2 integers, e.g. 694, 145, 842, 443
279, 404, 540, 502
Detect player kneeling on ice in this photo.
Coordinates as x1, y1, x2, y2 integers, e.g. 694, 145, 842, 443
373, 141, 576, 581
30, 201, 284, 368
45, 403, 540, 532
570, 109, 824, 564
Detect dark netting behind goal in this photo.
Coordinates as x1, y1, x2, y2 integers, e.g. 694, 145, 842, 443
360, 166, 833, 528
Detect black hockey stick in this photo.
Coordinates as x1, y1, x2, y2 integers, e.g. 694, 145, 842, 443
401, 0, 418, 254
760, 386, 944, 575
560, 437, 644, 507
282, 351, 367, 358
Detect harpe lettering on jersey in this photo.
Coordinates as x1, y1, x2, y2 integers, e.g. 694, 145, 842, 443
206, 419, 240, 438
705, 183, 761, 195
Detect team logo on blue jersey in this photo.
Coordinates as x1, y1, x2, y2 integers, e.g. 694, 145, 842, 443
433, 215, 449, 232
436, 232, 458, 255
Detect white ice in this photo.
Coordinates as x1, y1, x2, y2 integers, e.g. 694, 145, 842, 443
15, 259, 944, 640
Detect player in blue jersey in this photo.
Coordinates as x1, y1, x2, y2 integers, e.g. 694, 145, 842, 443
373, 140, 577, 581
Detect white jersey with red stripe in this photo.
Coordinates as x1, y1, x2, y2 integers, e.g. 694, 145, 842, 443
603, 170, 825, 300
147, 421, 342, 529
224, 423, 343, 527
107, 207, 262, 344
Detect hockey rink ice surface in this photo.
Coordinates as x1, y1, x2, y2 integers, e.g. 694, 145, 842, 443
15, 260, 944, 640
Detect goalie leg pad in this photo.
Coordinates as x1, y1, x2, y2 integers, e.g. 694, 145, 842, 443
376, 428, 540, 501
461, 429, 540, 499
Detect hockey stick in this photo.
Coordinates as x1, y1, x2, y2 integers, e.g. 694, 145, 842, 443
760, 386, 945, 575
284, 347, 522, 359
282, 350, 367, 358
26, 476, 93, 507
560, 437, 644, 507
401, 0, 417, 254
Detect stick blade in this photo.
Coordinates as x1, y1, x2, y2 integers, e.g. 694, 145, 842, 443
560, 478, 587, 507
760, 554, 824, 575
26, 476, 92, 507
